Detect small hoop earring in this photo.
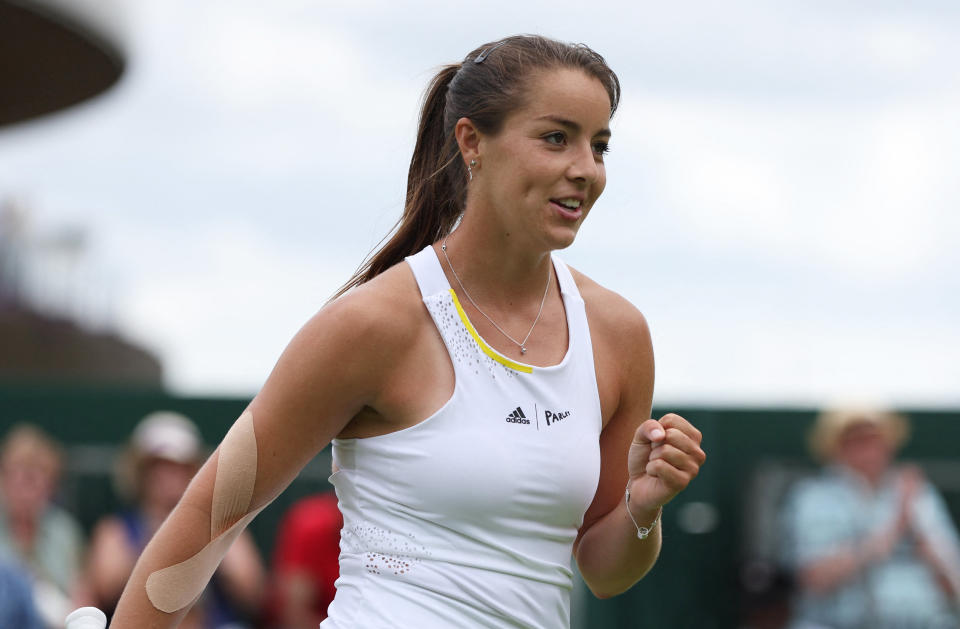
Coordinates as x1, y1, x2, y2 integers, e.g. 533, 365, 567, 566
468, 159, 477, 182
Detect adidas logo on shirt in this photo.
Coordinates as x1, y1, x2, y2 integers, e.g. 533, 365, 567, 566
505, 407, 530, 425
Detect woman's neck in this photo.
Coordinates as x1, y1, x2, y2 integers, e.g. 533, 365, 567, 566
440, 217, 554, 306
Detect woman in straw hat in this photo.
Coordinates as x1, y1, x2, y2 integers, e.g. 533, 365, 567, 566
780, 407, 960, 629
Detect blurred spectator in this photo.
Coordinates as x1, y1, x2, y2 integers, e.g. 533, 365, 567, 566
780, 407, 960, 629
0, 561, 44, 629
0, 424, 86, 628
267, 491, 341, 629
85, 411, 266, 629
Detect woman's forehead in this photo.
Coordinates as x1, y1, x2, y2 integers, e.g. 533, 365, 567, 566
511, 68, 612, 132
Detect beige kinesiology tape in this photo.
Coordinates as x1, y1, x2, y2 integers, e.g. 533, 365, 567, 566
145, 410, 265, 613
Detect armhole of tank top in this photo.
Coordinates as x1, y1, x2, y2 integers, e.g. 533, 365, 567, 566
397, 247, 463, 428
552, 256, 603, 430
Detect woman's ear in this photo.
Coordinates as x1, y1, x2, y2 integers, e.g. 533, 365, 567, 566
454, 117, 480, 165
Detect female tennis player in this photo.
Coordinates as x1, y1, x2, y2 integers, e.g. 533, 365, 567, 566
108, 34, 706, 628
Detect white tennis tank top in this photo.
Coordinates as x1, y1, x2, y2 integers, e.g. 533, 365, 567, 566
321, 245, 603, 628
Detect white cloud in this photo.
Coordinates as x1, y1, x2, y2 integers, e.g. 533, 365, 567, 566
111, 218, 357, 394
606, 88, 958, 282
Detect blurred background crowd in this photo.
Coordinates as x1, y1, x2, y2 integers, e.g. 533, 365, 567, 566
1, 406, 958, 629
0, 413, 341, 629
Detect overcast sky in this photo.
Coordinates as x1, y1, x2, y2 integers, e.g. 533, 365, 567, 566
1, 0, 958, 407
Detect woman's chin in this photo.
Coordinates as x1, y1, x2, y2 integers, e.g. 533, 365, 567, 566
545, 225, 581, 251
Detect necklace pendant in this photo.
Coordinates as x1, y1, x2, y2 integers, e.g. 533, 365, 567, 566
520, 346, 527, 355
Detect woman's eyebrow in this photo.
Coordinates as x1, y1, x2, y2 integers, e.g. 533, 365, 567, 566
535, 115, 611, 138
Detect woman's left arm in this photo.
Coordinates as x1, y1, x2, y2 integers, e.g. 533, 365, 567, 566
573, 292, 706, 598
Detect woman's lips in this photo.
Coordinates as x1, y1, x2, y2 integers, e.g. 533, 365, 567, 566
550, 200, 583, 221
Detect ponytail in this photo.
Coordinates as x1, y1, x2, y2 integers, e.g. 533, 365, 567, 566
332, 64, 466, 299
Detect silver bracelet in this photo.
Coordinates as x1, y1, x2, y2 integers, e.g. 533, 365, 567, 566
625, 483, 662, 540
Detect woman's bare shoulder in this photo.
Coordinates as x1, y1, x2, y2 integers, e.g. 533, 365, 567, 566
250, 260, 429, 430
566, 266, 651, 343
321, 262, 425, 337
282, 260, 430, 382
566, 265, 654, 426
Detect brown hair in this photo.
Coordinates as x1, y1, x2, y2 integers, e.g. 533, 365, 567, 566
333, 34, 620, 298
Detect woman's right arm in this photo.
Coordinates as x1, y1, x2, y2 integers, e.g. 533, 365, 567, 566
110, 285, 402, 628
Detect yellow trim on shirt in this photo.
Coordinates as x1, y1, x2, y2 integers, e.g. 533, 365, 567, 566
448, 289, 534, 374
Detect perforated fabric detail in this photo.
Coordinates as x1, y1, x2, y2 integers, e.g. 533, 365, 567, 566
423, 292, 520, 380
341, 521, 431, 577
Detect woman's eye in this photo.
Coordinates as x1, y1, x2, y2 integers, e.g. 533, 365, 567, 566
544, 132, 566, 145
593, 142, 610, 156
